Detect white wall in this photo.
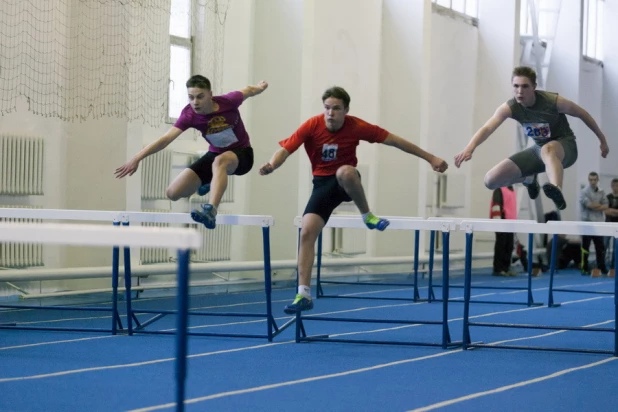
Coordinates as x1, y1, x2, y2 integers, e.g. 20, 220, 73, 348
468, 0, 519, 248
601, 0, 618, 183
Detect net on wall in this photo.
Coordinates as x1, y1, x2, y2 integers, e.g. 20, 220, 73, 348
0, 0, 230, 126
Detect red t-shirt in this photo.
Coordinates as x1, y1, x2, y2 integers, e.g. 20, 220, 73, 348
279, 115, 389, 176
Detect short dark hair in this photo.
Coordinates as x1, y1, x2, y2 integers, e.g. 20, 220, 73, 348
612, 178, 618, 185
322, 86, 350, 108
186, 75, 211, 90
589, 171, 599, 177
512, 66, 537, 85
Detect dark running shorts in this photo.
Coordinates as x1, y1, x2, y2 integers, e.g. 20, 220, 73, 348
188, 146, 254, 185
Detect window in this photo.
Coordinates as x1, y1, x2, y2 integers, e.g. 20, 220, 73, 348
433, 0, 479, 18
520, 0, 560, 40
168, 0, 193, 121
583, 0, 604, 61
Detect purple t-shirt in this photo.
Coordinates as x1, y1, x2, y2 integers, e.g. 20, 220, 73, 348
173, 91, 250, 153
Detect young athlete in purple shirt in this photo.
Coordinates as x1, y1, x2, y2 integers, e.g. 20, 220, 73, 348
115, 75, 268, 228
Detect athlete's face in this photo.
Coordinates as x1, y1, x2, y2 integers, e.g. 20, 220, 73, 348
512, 76, 536, 107
323, 97, 349, 132
187, 87, 212, 114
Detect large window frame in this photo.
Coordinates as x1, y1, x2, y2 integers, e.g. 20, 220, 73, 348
582, 0, 604, 62
168, 0, 194, 123
432, 0, 479, 20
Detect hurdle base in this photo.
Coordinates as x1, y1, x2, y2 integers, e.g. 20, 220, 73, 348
464, 343, 615, 355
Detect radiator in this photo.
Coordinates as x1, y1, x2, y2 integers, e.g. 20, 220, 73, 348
332, 213, 367, 255
191, 222, 232, 262
335, 228, 367, 255
139, 209, 171, 265
141, 150, 172, 200
0, 205, 44, 268
0, 135, 45, 195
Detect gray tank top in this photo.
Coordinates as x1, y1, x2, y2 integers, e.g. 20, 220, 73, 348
507, 90, 575, 146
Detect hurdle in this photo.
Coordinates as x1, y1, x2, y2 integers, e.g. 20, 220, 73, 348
0, 208, 286, 341
306, 216, 427, 302
425, 218, 543, 307
0, 221, 199, 410
0, 208, 135, 334
460, 219, 618, 355
293, 217, 461, 348
546, 221, 617, 305
122, 212, 288, 341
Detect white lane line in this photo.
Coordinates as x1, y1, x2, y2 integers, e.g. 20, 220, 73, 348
408, 357, 618, 412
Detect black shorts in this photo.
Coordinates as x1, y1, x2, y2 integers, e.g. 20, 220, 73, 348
303, 174, 354, 223
188, 146, 254, 185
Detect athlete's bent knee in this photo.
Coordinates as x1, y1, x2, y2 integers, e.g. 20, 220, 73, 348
484, 173, 500, 190
166, 187, 182, 201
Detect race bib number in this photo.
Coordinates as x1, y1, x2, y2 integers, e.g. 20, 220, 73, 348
321, 144, 338, 161
205, 128, 239, 148
523, 123, 551, 139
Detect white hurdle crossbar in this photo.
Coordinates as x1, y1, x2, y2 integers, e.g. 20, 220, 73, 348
0, 219, 198, 336
291, 215, 459, 348
459, 219, 618, 356
425, 218, 542, 306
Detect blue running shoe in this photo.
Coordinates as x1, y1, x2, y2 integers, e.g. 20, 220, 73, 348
283, 294, 314, 314
364, 213, 390, 231
197, 183, 210, 197
190, 203, 217, 229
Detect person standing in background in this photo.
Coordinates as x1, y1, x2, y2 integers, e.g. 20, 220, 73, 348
490, 185, 517, 276
579, 172, 609, 275
604, 178, 618, 273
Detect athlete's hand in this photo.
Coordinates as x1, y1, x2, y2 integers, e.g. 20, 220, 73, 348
429, 156, 448, 173
256, 80, 268, 93
259, 162, 274, 176
600, 141, 609, 158
454, 147, 474, 168
115, 158, 140, 179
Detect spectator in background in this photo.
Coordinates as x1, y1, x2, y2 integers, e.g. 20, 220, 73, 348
604, 178, 618, 270
579, 172, 608, 275
490, 185, 517, 276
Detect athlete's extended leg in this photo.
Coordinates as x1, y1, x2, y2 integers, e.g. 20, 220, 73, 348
284, 213, 324, 314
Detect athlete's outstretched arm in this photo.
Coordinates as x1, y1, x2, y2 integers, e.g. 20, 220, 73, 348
115, 127, 183, 178
557, 96, 609, 158
454, 103, 511, 168
240, 81, 269, 101
382, 134, 448, 173
259, 148, 291, 175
